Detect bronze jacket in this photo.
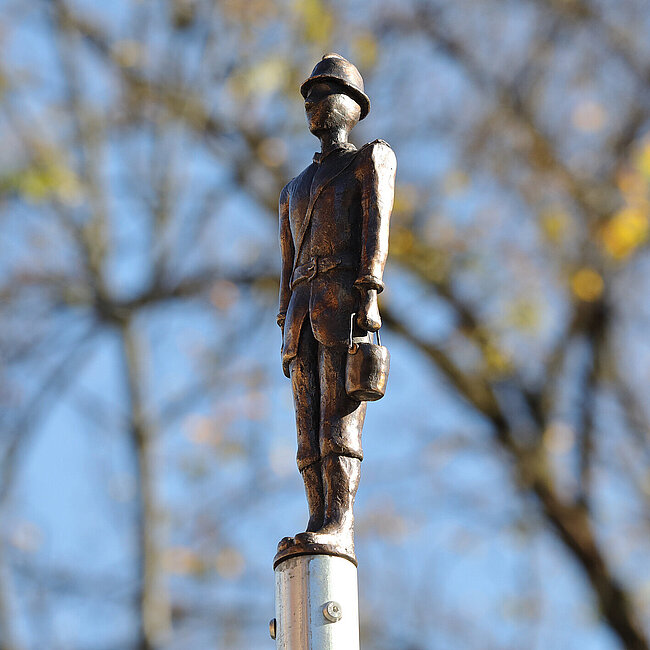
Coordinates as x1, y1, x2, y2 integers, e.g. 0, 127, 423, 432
277, 139, 396, 377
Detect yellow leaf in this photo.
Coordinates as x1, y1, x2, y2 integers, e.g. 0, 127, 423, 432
392, 184, 417, 219
17, 160, 81, 205
539, 207, 569, 243
389, 227, 414, 256
571, 268, 603, 302
229, 57, 289, 97
19, 168, 50, 201
295, 0, 334, 46
353, 32, 378, 69
601, 207, 649, 259
483, 340, 512, 375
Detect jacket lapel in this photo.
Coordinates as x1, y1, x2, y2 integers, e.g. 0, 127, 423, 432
292, 150, 362, 267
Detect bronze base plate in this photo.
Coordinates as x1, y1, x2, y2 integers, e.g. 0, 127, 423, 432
273, 542, 357, 570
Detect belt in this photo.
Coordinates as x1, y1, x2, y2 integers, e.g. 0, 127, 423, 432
290, 253, 356, 290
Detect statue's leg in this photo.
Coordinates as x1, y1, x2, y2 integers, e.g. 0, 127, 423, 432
301, 461, 325, 532
319, 454, 361, 541
290, 322, 324, 533
317, 341, 366, 466
294, 343, 365, 554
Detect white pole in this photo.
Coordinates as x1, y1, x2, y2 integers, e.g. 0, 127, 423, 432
271, 554, 360, 649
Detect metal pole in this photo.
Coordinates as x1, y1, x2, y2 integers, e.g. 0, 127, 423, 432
271, 554, 359, 649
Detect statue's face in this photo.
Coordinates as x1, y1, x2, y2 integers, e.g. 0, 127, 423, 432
304, 81, 361, 136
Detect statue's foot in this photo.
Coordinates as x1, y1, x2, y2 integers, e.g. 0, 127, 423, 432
273, 529, 357, 568
277, 536, 295, 552
294, 530, 354, 555
295, 531, 331, 545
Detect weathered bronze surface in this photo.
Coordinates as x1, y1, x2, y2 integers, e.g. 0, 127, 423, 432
275, 54, 396, 567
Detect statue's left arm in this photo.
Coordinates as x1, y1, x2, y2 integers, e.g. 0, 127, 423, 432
354, 140, 397, 331
277, 183, 293, 332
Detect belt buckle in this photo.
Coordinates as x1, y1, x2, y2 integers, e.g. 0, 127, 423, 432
306, 257, 318, 281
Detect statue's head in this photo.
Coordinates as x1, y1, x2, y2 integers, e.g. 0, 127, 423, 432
301, 54, 370, 137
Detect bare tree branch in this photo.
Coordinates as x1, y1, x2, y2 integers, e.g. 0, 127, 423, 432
118, 318, 170, 650
382, 303, 648, 649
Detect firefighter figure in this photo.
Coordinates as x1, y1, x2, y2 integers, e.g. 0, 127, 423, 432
276, 54, 396, 564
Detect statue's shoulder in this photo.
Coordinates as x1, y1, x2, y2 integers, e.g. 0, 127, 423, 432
357, 139, 397, 171
279, 179, 292, 205
284, 162, 318, 198
362, 138, 393, 150
280, 170, 301, 202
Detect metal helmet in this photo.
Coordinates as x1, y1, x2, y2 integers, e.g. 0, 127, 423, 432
300, 53, 370, 120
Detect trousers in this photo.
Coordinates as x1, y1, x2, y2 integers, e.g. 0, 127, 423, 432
289, 321, 366, 471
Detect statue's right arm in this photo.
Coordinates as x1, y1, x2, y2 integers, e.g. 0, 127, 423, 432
277, 183, 293, 331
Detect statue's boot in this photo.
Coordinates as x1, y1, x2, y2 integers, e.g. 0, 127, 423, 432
303, 460, 325, 532
276, 536, 294, 552
295, 455, 360, 556
277, 461, 324, 553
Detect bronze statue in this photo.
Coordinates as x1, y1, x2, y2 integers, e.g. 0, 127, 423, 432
275, 54, 396, 566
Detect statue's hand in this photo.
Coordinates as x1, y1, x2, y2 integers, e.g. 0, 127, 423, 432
357, 289, 381, 332
278, 319, 290, 378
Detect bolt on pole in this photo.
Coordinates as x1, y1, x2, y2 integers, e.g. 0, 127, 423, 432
271, 554, 360, 649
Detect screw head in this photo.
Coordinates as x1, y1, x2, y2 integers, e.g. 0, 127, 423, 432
269, 618, 277, 640
323, 600, 342, 622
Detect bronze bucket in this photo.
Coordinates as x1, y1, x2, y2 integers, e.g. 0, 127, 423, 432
345, 313, 390, 402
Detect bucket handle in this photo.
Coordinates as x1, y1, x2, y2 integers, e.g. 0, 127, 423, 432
349, 312, 381, 350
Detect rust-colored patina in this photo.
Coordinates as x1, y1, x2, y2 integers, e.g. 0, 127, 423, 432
275, 54, 396, 567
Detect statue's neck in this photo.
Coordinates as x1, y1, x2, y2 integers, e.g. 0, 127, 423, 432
319, 129, 350, 156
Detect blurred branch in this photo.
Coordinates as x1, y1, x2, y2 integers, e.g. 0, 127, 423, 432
1, 0, 647, 645
384, 5, 611, 224
0, 324, 98, 504
575, 301, 608, 507
0, 324, 97, 650
391, 243, 546, 425
0, 559, 22, 650
119, 318, 170, 650
51, 0, 109, 283
52, 0, 288, 214
382, 303, 648, 649
533, 0, 650, 163
537, 0, 650, 85
613, 365, 650, 489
